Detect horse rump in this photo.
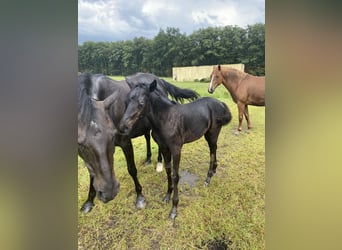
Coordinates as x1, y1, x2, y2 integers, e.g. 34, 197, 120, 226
215, 101, 232, 126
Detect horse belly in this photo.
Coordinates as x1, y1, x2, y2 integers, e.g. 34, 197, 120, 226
183, 117, 209, 143
246, 81, 265, 106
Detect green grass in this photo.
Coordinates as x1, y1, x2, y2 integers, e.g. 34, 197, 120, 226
78, 77, 265, 249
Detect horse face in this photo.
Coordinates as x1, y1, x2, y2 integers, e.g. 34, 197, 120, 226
119, 84, 151, 135
78, 101, 120, 203
208, 66, 223, 93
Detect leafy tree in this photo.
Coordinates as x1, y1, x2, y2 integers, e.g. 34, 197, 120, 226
78, 23, 265, 76
244, 23, 265, 75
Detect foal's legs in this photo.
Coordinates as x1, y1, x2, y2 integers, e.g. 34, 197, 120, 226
169, 147, 181, 220
161, 146, 181, 219
120, 140, 146, 209
144, 131, 163, 171
244, 105, 251, 129
161, 148, 172, 203
204, 129, 220, 186
80, 172, 96, 213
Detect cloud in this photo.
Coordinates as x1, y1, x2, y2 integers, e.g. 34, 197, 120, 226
78, 0, 264, 44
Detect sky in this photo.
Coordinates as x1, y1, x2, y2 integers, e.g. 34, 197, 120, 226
78, 0, 265, 44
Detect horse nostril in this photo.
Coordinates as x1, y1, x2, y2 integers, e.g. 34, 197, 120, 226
119, 124, 128, 134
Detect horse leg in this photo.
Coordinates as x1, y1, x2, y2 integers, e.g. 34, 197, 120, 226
169, 148, 181, 220
80, 173, 96, 213
144, 131, 152, 165
237, 102, 245, 131
204, 130, 220, 186
156, 147, 163, 172
244, 105, 251, 129
120, 140, 146, 209
161, 148, 172, 203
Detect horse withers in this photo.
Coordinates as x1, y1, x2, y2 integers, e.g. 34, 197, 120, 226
208, 65, 265, 132
119, 80, 232, 219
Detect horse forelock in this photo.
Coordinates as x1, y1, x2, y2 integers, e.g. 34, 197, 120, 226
78, 74, 98, 129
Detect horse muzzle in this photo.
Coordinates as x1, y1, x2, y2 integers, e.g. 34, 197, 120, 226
208, 88, 214, 94
118, 123, 130, 135
98, 181, 120, 203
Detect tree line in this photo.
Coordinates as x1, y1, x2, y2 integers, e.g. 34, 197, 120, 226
78, 23, 264, 77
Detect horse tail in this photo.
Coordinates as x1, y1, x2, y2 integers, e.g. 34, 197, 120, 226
160, 79, 199, 103
215, 102, 232, 126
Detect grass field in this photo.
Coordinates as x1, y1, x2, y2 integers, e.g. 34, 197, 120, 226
78, 76, 265, 249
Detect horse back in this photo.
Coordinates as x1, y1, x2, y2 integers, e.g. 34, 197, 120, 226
181, 97, 231, 131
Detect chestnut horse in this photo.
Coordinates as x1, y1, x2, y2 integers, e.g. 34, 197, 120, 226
208, 65, 265, 132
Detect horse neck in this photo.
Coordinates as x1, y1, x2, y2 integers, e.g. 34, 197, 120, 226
147, 93, 174, 127
107, 80, 129, 96
222, 69, 247, 91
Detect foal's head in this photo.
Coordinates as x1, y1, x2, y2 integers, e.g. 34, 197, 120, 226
208, 65, 224, 94
119, 80, 157, 135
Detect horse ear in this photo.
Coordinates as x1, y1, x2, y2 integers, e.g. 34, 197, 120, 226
149, 80, 157, 92
104, 92, 118, 109
218, 65, 221, 71
125, 77, 135, 89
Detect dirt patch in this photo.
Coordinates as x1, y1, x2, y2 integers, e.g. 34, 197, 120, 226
203, 237, 233, 250
179, 170, 199, 188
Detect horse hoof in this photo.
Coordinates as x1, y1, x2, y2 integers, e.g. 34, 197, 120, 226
145, 159, 152, 165
204, 181, 210, 187
233, 131, 240, 135
136, 195, 146, 209
169, 209, 177, 220
156, 162, 163, 172
80, 201, 94, 214
169, 213, 177, 220
162, 194, 171, 203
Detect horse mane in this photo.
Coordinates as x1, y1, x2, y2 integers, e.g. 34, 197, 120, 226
78, 73, 96, 129
150, 91, 176, 115
126, 72, 199, 103
159, 79, 199, 103
223, 67, 247, 84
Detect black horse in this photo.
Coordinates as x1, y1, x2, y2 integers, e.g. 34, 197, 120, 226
119, 80, 232, 219
78, 73, 198, 213
83, 72, 198, 171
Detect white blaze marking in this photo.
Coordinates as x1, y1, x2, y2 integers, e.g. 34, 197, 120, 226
209, 75, 214, 91
90, 120, 98, 129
